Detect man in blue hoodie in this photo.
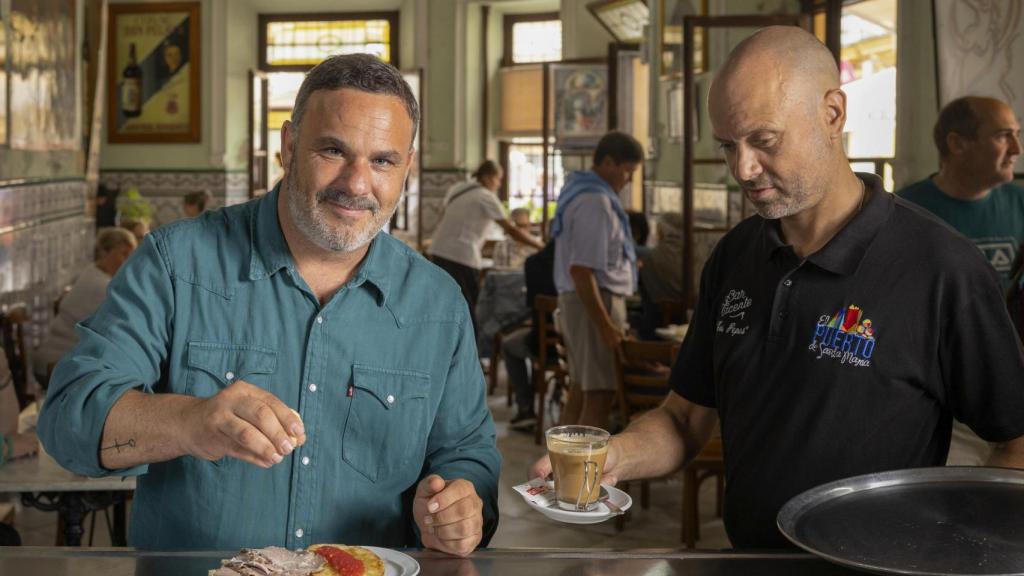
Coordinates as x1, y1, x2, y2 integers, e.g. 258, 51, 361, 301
551, 131, 643, 430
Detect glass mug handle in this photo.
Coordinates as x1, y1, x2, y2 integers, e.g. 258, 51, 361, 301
575, 460, 600, 511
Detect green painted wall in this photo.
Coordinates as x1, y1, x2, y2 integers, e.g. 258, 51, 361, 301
424, 0, 458, 168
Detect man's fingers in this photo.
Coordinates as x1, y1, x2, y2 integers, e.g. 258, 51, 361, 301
425, 479, 474, 513
233, 396, 294, 456
224, 443, 275, 469
434, 535, 480, 557
428, 517, 482, 541
528, 455, 552, 480
426, 496, 482, 527
220, 416, 280, 464
416, 474, 447, 500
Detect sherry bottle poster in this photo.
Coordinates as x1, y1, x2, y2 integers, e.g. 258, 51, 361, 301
107, 2, 200, 143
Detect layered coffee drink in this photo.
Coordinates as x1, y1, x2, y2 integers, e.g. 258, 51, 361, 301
546, 426, 610, 511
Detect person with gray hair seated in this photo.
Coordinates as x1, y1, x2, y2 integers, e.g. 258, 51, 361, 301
636, 212, 684, 339
33, 227, 138, 388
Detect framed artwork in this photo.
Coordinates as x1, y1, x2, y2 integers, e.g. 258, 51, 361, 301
0, 3, 6, 146
550, 63, 609, 148
660, 0, 708, 79
8, 0, 78, 150
932, 0, 1023, 178
107, 2, 201, 143
587, 0, 650, 44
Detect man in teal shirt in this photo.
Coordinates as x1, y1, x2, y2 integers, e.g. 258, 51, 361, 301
897, 96, 1023, 289
38, 54, 500, 555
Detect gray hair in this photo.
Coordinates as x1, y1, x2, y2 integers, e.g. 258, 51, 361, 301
291, 53, 419, 144
94, 227, 137, 261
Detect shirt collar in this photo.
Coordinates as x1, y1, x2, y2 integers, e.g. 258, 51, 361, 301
248, 183, 393, 306
761, 173, 892, 276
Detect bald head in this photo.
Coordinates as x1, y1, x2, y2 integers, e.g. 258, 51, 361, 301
709, 26, 852, 221
711, 26, 838, 113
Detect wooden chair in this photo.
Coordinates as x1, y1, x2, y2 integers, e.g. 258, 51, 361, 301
531, 295, 568, 445
1, 306, 32, 410
614, 339, 679, 515
682, 437, 725, 548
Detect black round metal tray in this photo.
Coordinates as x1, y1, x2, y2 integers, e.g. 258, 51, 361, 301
777, 467, 1024, 575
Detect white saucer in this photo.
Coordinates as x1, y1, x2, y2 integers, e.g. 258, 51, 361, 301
522, 482, 633, 525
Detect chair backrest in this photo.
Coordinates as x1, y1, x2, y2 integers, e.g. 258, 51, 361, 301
533, 294, 562, 369
0, 306, 31, 410
657, 300, 688, 326
615, 339, 679, 424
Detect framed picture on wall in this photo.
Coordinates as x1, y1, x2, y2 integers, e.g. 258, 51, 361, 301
550, 63, 609, 148
107, 2, 201, 143
660, 0, 708, 79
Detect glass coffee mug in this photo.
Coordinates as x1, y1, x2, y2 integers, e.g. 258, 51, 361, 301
545, 425, 610, 511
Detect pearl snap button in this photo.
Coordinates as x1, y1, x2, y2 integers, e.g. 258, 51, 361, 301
301, 456, 310, 466
295, 528, 304, 538
225, 371, 235, 380
308, 383, 317, 393
386, 394, 395, 404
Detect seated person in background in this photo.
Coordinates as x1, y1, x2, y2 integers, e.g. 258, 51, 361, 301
1, 352, 38, 464
38, 54, 498, 555
635, 213, 684, 340
430, 161, 545, 335
183, 190, 214, 218
120, 219, 150, 244
627, 210, 650, 255
897, 96, 1023, 466
492, 207, 540, 269
503, 240, 557, 430
33, 228, 137, 387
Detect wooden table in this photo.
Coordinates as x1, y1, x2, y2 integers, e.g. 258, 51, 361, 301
0, 547, 865, 575
0, 450, 136, 546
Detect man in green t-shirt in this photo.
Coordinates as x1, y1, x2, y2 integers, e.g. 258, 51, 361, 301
898, 96, 1022, 467
897, 96, 1023, 289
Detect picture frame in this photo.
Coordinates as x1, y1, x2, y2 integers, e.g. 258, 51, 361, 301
549, 62, 609, 149
932, 0, 1023, 178
660, 0, 708, 79
107, 2, 201, 144
587, 0, 649, 44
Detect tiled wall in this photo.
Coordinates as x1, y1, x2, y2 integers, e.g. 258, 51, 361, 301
100, 170, 250, 228
419, 169, 469, 240
0, 179, 92, 348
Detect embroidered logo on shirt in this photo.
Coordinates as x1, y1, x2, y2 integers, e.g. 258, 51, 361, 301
717, 289, 752, 336
808, 304, 876, 367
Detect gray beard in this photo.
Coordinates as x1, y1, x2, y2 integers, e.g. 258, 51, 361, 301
283, 175, 395, 253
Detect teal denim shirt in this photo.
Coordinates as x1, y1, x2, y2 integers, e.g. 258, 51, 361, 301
38, 187, 501, 549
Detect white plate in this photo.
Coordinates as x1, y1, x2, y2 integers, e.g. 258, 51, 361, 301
364, 547, 420, 576
522, 482, 633, 525
655, 323, 688, 342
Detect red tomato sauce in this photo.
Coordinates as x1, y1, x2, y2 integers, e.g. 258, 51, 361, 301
314, 546, 365, 576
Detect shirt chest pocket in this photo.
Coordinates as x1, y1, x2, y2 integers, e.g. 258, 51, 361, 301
343, 364, 430, 483
185, 342, 279, 397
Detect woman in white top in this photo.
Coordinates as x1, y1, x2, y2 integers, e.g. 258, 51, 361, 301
429, 160, 544, 335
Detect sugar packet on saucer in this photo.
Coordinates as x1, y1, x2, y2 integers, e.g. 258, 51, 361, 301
513, 477, 558, 508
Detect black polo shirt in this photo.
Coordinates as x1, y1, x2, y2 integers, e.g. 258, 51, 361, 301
671, 173, 1024, 549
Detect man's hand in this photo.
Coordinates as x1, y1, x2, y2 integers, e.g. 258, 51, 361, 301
600, 321, 624, 352
529, 438, 623, 486
10, 432, 38, 460
414, 475, 484, 557
179, 380, 306, 468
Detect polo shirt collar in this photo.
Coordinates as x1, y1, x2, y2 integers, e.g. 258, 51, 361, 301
248, 183, 393, 307
761, 173, 892, 276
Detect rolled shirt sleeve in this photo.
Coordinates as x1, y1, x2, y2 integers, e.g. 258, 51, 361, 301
38, 235, 174, 477
421, 307, 501, 546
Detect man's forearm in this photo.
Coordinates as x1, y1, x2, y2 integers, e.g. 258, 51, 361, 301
99, 389, 197, 470
569, 266, 614, 330
613, 395, 716, 481
986, 436, 1024, 469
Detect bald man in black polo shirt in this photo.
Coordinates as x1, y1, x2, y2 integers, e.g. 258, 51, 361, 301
531, 26, 1024, 549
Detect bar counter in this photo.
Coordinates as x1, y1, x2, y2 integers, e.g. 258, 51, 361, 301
0, 546, 863, 575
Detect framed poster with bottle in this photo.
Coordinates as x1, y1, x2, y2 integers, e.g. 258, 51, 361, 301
107, 2, 200, 143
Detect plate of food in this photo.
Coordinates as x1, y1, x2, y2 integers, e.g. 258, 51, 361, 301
514, 478, 632, 525
211, 543, 420, 576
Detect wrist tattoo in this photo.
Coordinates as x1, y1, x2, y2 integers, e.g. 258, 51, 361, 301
101, 438, 137, 453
